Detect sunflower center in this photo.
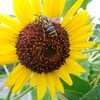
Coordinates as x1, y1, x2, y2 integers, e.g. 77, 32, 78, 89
16, 18, 70, 73
43, 45, 56, 58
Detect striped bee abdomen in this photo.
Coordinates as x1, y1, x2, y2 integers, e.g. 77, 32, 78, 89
45, 24, 57, 37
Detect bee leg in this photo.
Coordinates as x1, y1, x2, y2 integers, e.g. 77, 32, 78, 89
42, 26, 46, 41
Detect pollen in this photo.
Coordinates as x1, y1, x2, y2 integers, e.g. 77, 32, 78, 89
16, 20, 70, 73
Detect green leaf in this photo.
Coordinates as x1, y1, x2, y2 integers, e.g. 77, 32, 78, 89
20, 84, 30, 93
93, 29, 100, 38
31, 88, 37, 100
86, 17, 94, 25
80, 84, 100, 100
90, 64, 100, 73
62, 0, 92, 16
42, 90, 51, 100
64, 91, 82, 100
31, 88, 51, 100
62, 0, 76, 16
77, 60, 90, 81
62, 74, 92, 95
81, 0, 92, 9
0, 67, 6, 75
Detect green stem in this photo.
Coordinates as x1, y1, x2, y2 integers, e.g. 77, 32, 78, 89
56, 91, 68, 100
94, 72, 100, 87
90, 79, 96, 85
6, 86, 13, 100
82, 49, 100, 53
3, 65, 9, 76
90, 54, 100, 62
12, 87, 33, 100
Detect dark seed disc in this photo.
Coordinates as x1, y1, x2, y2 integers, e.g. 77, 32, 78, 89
16, 20, 70, 73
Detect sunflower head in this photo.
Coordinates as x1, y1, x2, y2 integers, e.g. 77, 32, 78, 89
16, 18, 70, 73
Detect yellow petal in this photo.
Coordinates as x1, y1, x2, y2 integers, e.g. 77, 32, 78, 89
0, 25, 18, 37
0, 45, 16, 55
65, 11, 88, 30
30, 72, 38, 87
0, 14, 23, 32
0, 27, 17, 46
52, 71, 64, 93
12, 68, 31, 93
6, 64, 24, 87
43, 0, 66, 17
0, 26, 17, 44
70, 42, 95, 50
66, 58, 86, 73
70, 32, 94, 43
0, 54, 18, 65
58, 0, 66, 17
12, 0, 34, 25
30, 0, 42, 15
70, 24, 93, 38
8, 67, 26, 87
43, 0, 57, 17
63, 63, 81, 76
46, 73, 55, 99
66, 14, 91, 33
70, 51, 88, 59
58, 66, 73, 85
37, 73, 47, 100
62, 0, 84, 27
0, 39, 15, 45
69, 24, 93, 37
0, 37, 16, 45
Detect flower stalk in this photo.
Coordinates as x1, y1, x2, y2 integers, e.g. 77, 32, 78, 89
3, 65, 9, 76
12, 87, 33, 100
56, 91, 68, 100
82, 49, 100, 53
94, 71, 100, 87
6, 86, 14, 100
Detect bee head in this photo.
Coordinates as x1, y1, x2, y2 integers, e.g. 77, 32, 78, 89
40, 15, 48, 21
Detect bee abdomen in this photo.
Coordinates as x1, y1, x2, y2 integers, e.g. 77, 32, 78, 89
45, 24, 52, 29
45, 25, 57, 37
46, 25, 55, 32
49, 31, 57, 37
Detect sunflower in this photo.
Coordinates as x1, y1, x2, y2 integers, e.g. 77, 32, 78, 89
0, 0, 94, 99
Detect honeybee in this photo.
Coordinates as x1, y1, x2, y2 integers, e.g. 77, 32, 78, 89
34, 14, 57, 37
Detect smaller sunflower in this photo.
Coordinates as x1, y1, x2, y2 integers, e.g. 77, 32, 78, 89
0, 0, 94, 99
